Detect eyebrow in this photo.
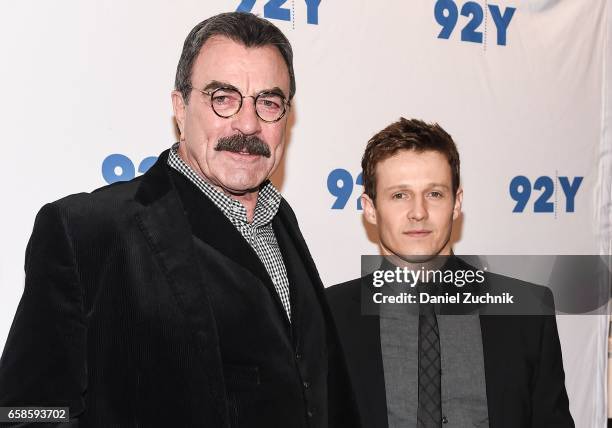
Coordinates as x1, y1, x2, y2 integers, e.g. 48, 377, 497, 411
261, 86, 287, 99
202, 80, 239, 93
384, 183, 451, 192
201, 80, 287, 99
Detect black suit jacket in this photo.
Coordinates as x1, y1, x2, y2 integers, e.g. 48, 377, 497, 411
0, 150, 358, 427
326, 259, 574, 428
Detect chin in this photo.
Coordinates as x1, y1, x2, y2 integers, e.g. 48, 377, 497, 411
398, 244, 434, 257
397, 253, 438, 263
222, 174, 265, 192
384, 245, 431, 261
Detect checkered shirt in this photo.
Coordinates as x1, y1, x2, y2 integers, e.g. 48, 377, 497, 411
167, 143, 291, 321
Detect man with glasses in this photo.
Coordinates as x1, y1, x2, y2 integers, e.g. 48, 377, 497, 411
0, 12, 358, 428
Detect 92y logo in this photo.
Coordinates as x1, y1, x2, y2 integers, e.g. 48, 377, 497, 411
435, 0, 516, 46
509, 175, 583, 214
102, 154, 157, 184
327, 169, 363, 210
237, 0, 321, 25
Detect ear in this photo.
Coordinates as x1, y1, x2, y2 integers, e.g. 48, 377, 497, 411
171, 90, 186, 141
362, 193, 377, 225
452, 187, 463, 221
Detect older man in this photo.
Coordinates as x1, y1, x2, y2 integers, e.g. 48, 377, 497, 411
0, 12, 357, 428
327, 118, 574, 428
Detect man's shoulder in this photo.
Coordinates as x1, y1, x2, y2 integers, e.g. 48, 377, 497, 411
47, 176, 144, 217
31, 170, 159, 243
326, 276, 368, 311
483, 270, 555, 316
48, 148, 170, 215
485, 270, 553, 297
326, 276, 361, 295
452, 256, 555, 315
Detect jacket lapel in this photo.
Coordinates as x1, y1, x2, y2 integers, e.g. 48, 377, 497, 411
168, 166, 273, 289
272, 214, 303, 330
273, 201, 331, 321
347, 283, 389, 428
273, 201, 324, 292
480, 315, 507, 428
168, 167, 293, 327
357, 318, 388, 427
133, 151, 229, 426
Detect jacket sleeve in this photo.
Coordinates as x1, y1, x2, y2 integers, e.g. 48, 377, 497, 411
0, 203, 86, 426
531, 289, 575, 428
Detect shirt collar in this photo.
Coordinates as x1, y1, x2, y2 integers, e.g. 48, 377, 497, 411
167, 142, 282, 226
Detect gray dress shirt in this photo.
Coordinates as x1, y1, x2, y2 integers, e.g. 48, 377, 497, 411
380, 286, 490, 427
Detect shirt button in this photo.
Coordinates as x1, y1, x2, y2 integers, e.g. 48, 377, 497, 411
303, 381, 310, 389
295, 352, 302, 360
307, 410, 314, 418
442, 416, 448, 424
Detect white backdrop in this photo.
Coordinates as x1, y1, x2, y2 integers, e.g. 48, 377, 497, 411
0, 1, 610, 426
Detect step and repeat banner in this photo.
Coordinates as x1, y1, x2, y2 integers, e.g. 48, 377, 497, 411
0, 1, 610, 426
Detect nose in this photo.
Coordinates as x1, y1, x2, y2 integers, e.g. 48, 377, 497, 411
231, 97, 262, 136
408, 195, 427, 221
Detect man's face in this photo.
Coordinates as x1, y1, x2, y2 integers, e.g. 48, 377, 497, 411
362, 150, 462, 260
171, 36, 290, 194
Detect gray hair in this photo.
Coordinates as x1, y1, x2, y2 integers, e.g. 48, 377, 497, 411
175, 12, 295, 104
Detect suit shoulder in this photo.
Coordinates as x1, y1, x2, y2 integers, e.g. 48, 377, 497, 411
453, 256, 553, 302
482, 270, 555, 316
32, 177, 145, 241
54, 177, 141, 206
326, 277, 363, 309
485, 271, 553, 299
44, 177, 143, 216
452, 256, 555, 315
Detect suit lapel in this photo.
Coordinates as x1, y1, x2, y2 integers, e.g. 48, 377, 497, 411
272, 201, 331, 314
168, 166, 273, 288
272, 201, 337, 333
272, 214, 303, 331
478, 263, 513, 428
133, 151, 229, 425
480, 315, 507, 428
169, 168, 295, 328
273, 202, 325, 288
347, 287, 389, 428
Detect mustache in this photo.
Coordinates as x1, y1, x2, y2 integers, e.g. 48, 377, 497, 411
214, 134, 271, 158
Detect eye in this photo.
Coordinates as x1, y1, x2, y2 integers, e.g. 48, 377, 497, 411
428, 191, 444, 199
212, 94, 238, 105
262, 99, 279, 108
211, 89, 241, 107
256, 94, 283, 112
212, 95, 229, 105
392, 192, 407, 200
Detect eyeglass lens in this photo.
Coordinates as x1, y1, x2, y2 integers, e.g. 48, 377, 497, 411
210, 88, 285, 122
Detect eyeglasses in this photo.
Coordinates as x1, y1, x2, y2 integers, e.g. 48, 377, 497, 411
190, 86, 289, 123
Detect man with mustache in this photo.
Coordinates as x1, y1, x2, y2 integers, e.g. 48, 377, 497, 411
327, 118, 574, 427
0, 12, 358, 427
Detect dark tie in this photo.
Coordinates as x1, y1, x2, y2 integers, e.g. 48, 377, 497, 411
417, 301, 442, 427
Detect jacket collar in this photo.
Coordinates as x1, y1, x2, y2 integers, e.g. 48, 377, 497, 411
133, 150, 229, 425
